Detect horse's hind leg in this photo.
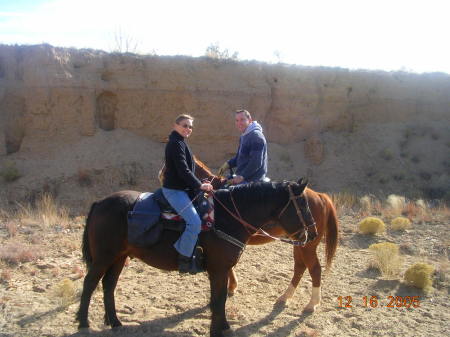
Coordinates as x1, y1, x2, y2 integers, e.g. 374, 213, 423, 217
77, 262, 109, 329
102, 255, 127, 328
302, 247, 322, 312
277, 246, 307, 304
227, 268, 238, 296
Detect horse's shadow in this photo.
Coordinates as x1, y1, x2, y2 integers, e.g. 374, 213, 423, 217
63, 302, 309, 337
64, 304, 208, 337
232, 302, 312, 337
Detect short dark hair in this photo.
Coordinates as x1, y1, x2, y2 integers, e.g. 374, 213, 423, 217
175, 114, 194, 124
235, 109, 251, 119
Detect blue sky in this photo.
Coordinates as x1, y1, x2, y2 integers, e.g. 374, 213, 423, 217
1, 0, 449, 74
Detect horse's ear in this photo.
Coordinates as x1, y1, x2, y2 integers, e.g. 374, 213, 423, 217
297, 178, 308, 191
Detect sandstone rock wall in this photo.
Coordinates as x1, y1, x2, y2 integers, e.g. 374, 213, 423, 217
1, 44, 449, 201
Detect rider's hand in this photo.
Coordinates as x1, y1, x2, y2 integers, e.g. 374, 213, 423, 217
230, 175, 244, 185
217, 162, 229, 177
200, 183, 213, 192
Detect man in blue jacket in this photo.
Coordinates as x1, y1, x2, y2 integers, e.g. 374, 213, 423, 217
218, 109, 268, 185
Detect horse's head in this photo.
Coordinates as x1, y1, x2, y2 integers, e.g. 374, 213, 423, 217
277, 178, 318, 244
194, 156, 227, 189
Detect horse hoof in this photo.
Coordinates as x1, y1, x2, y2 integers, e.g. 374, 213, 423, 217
111, 323, 123, 331
78, 327, 93, 334
227, 290, 235, 297
303, 304, 318, 313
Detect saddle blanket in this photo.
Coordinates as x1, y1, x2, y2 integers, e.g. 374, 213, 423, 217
127, 192, 214, 247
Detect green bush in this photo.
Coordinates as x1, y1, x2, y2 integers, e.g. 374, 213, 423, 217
404, 263, 434, 291
359, 217, 385, 234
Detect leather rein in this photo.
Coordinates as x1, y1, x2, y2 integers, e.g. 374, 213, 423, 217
211, 182, 313, 247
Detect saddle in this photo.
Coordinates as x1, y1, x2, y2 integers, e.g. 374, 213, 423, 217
127, 189, 213, 248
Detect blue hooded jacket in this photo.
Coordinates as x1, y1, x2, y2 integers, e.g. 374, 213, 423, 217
228, 121, 268, 182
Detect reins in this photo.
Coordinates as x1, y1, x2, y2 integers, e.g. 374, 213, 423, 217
211, 184, 312, 247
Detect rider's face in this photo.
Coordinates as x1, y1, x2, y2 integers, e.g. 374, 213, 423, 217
174, 118, 193, 138
235, 112, 252, 134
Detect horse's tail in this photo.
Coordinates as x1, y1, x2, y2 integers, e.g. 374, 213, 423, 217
324, 194, 339, 270
81, 201, 96, 270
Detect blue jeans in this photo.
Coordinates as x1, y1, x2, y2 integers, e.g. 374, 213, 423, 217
162, 187, 201, 257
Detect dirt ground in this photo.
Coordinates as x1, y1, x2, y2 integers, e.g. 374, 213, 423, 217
0, 206, 449, 337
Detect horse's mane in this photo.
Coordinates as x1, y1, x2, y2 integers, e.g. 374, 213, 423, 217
193, 156, 214, 176
221, 181, 288, 209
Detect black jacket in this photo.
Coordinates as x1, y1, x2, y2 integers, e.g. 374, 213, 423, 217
162, 131, 202, 190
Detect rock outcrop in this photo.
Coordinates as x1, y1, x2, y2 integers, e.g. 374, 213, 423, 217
1, 44, 449, 203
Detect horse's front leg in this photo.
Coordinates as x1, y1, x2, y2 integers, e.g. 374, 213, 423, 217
209, 269, 230, 337
302, 247, 322, 312
277, 246, 307, 304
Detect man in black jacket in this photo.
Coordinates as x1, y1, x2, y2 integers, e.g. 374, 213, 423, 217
162, 114, 213, 273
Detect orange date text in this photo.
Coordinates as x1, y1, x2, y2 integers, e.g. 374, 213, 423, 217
337, 295, 421, 308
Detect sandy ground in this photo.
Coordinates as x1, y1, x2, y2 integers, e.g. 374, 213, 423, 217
0, 207, 449, 337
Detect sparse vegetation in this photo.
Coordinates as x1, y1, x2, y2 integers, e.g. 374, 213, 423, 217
205, 42, 239, 60
0, 241, 42, 265
16, 193, 70, 228
404, 262, 434, 291
0, 161, 21, 182
53, 278, 77, 306
359, 217, 386, 234
391, 216, 412, 231
331, 191, 359, 214
369, 242, 402, 277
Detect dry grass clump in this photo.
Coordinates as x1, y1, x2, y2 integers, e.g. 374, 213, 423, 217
369, 242, 402, 277
0, 241, 42, 265
359, 195, 380, 216
391, 216, 412, 231
404, 263, 434, 291
53, 278, 77, 306
16, 193, 70, 228
331, 191, 359, 214
386, 194, 406, 216
359, 217, 385, 234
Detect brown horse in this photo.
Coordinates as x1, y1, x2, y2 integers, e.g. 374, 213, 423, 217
77, 180, 316, 337
194, 159, 339, 312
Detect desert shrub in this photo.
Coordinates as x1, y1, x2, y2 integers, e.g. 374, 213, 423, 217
391, 217, 412, 231
54, 278, 77, 306
0, 241, 42, 265
386, 194, 406, 216
404, 263, 434, 291
368, 242, 402, 277
0, 162, 21, 182
359, 217, 385, 234
369, 242, 402, 277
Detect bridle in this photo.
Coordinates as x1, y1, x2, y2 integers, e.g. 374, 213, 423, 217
277, 183, 316, 244
211, 182, 317, 247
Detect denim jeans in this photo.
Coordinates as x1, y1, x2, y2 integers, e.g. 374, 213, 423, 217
162, 187, 201, 257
